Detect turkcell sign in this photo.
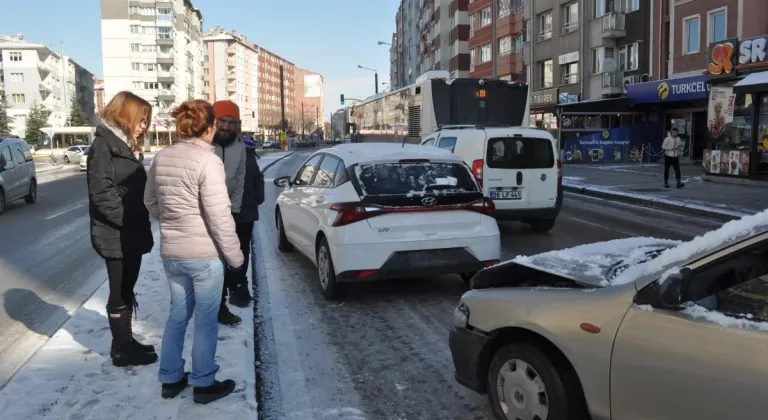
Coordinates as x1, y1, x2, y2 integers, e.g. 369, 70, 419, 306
626, 75, 710, 105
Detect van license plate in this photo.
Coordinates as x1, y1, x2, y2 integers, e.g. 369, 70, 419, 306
491, 191, 522, 200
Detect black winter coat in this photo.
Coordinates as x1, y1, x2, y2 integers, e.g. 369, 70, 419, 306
86, 125, 154, 259
234, 148, 265, 223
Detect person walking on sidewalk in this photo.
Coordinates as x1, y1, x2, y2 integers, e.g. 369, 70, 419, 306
662, 128, 685, 189
230, 136, 265, 307
144, 100, 244, 404
211, 100, 247, 325
86, 91, 157, 367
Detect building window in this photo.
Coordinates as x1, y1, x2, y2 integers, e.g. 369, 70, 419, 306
624, 0, 640, 13
513, 35, 523, 52
157, 26, 173, 40
708, 8, 727, 43
561, 62, 578, 85
618, 42, 639, 71
498, 36, 512, 56
144, 63, 156, 72
157, 7, 172, 20
11, 94, 25, 104
469, 14, 475, 37
562, 2, 579, 34
131, 44, 140, 52
204, 81, 209, 87
203, 68, 209, 75
142, 44, 157, 53
132, 81, 143, 89
592, 46, 615, 74
129, 6, 138, 14
479, 44, 491, 62
10, 73, 23, 83
538, 11, 553, 41
683, 15, 701, 54
470, 49, 476, 71
9, 52, 22, 62
144, 82, 158, 90
539, 59, 553, 88
594, 0, 608, 18
132, 62, 140, 71
140, 7, 155, 15
480, 7, 491, 27
130, 25, 140, 33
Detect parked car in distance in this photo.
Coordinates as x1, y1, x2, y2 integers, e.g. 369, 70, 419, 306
421, 126, 562, 233
63, 145, 89, 163
0, 137, 38, 214
273, 143, 500, 300
449, 211, 768, 420
80, 148, 89, 171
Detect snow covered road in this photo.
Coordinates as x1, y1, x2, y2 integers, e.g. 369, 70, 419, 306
250, 150, 724, 419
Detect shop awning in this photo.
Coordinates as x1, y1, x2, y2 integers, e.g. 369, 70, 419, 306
557, 97, 636, 114
733, 71, 768, 94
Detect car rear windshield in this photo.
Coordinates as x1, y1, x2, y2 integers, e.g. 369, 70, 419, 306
355, 161, 479, 196
486, 137, 555, 169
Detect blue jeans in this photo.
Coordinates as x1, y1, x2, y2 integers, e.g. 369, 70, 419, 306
158, 258, 224, 387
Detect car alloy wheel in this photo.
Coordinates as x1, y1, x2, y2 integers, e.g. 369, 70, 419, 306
316, 238, 341, 300
276, 211, 294, 252
63, 155, 70, 163
318, 246, 330, 289
25, 180, 37, 204
496, 358, 549, 420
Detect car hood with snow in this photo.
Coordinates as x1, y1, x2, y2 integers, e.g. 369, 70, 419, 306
472, 209, 768, 290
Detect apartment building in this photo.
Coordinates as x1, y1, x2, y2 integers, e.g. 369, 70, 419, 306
294, 67, 324, 135
389, 32, 401, 89
393, 0, 422, 87
94, 77, 105, 115
100, 0, 204, 141
202, 28, 259, 132
468, 0, 525, 82
257, 48, 294, 135
0, 33, 96, 139
448, 0, 471, 78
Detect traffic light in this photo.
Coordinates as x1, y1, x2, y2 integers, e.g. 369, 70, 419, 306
340, 94, 345, 105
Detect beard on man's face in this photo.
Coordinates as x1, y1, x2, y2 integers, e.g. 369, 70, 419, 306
214, 130, 237, 144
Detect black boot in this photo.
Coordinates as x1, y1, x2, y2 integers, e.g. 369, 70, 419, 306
107, 305, 158, 367
218, 304, 242, 326
228, 283, 252, 308
193, 379, 236, 404
162, 372, 190, 399
129, 294, 155, 353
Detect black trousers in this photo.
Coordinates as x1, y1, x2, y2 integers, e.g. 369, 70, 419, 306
105, 254, 143, 310
221, 221, 254, 306
664, 156, 681, 183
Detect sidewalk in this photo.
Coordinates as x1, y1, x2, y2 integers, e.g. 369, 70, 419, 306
0, 228, 257, 420
563, 163, 768, 221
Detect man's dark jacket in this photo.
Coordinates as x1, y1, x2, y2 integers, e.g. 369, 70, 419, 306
86, 125, 153, 259
234, 148, 265, 223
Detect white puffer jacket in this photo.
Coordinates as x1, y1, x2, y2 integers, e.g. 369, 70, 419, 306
144, 138, 244, 268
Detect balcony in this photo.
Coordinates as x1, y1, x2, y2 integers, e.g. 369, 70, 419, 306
157, 89, 175, 101
227, 56, 236, 67
157, 70, 174, 83
37, 61, 52, 75
39, 83, 52, 92
601, 12, 626, 38
156, 36, 174, 46
157, 50, 174, 64
601, 71, 624, 96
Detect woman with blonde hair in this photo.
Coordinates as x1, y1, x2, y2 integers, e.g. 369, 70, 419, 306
144, 99, 243, 404
86, 91, 157, 367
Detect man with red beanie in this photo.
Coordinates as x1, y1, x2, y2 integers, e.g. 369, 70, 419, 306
211, 100, 248, 326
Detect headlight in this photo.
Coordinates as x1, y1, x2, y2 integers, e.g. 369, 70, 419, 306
452, 302, 470, 328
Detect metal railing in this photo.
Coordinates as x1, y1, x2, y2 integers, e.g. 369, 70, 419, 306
601, 70, 624, 88
561, 73, 579, 85
562, 21, 579, 34
537, 30, 552, 42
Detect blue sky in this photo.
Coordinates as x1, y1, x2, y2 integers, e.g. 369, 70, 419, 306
0, 0, 399, 120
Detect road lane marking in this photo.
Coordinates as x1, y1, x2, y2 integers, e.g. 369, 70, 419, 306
45, 203, 86, 220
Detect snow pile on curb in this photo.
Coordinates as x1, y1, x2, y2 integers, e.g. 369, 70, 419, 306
0, 229, 257, 420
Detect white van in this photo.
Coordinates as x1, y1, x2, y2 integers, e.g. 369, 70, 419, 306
420, 126, 561, 232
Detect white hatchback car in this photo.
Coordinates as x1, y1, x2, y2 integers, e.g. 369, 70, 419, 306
273, 143, 501, 299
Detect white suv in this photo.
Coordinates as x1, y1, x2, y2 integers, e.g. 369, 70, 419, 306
273, 143, 501, 299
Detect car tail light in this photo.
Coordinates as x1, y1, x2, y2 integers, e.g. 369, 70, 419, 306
330, 198, 496, 227
472, 159, 484, 187
557, 159, 562, 187
482, 259, 500, 268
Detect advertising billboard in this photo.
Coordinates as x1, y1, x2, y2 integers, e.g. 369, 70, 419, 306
304, 74, 322, 98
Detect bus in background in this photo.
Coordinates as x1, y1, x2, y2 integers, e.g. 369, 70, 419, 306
347, 70, 530, 144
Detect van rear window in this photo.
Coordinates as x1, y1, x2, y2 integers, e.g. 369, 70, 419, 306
355, 162, 478, 196
486, 137, 555, 169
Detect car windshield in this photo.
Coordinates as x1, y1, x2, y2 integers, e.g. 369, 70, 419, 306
355, 161, 478, 196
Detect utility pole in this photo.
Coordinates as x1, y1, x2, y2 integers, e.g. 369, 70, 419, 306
374, 72, 379, 94
279, 65, 286, 150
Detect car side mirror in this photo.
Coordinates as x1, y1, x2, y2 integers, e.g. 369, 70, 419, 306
274, 176, 290, 188
658, 267, 692, 308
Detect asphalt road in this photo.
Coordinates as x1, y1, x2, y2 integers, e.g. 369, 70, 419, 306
253, 149, 724, 420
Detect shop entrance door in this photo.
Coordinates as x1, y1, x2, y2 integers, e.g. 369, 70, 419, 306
666, 113, 693, 162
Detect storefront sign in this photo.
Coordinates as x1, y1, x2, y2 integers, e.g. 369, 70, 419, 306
558, 93, 579, 104
530, 88, 558, 108
626, 75, 710, 105
707, 36, 768, 77
558, 51, 579, 65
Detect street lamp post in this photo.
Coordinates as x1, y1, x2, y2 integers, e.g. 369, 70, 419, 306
357, 65, 378, 95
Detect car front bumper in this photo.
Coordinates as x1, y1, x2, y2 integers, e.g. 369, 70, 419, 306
449, 325, 491, 394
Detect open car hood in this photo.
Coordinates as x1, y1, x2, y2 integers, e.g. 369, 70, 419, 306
471, 237, 681, 289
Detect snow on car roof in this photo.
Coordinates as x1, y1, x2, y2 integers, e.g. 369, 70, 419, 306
327, 143, 461, 165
